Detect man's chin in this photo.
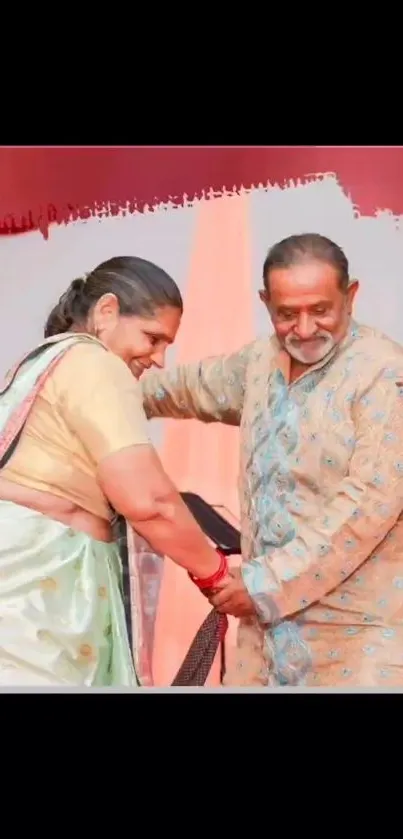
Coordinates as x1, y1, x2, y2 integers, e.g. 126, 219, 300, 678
286, 342, 334, 365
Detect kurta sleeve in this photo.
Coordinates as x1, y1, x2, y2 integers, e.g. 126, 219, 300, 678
243, 361, 403, 623
55, 343, 151, 464
141, 343, 254, 426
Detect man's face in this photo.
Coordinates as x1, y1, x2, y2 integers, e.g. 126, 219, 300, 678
259, 260, 359, 365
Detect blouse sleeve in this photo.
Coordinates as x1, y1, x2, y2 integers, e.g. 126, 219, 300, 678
53, 342, 151, 464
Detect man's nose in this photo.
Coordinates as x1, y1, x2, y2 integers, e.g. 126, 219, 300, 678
293, 314, 317, 340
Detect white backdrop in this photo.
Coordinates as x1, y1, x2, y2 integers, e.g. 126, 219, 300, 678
1, 174, 403, 380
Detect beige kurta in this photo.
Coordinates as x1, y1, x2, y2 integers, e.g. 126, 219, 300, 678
141, 322, 403, 687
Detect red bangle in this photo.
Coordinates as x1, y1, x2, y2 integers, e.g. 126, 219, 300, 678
189, 549, 228, 590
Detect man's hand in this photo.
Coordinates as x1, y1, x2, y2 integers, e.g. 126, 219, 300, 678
208, 567, 256, 618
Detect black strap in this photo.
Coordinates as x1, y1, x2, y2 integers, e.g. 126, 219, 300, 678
114, 516, 133, 653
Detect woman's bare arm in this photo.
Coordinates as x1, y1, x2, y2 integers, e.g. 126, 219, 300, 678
57, 343, 225, 579
98, 444, 222, 578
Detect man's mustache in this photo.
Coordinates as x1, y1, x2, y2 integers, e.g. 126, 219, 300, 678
288, 333, 331, 345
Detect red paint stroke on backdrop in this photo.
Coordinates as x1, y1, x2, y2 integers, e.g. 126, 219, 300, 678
0, 146, 402, 238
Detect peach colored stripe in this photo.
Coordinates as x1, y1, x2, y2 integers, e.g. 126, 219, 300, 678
152, 193, 254, 686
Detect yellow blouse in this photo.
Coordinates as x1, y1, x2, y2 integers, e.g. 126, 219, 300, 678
2, 341, 151, 520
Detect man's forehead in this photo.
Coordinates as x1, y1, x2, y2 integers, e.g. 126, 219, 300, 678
273, 292, 334, 310
269, 263, 341, 300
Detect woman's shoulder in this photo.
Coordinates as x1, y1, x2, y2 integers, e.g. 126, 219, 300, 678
48, 339, 139, 398
61, 338, 117, 364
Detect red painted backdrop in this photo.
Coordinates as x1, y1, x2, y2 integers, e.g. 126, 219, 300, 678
0, 147, 402, 236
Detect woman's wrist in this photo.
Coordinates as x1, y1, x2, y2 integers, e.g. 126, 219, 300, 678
188, 549, 228, 590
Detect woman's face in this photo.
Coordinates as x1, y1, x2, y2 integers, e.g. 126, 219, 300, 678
90, 295, 182, 378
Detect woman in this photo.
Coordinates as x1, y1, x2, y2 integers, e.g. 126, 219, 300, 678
0, 255, 229, 686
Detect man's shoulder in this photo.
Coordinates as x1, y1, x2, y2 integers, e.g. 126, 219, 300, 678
239, 335, 278, 362
208, 337, 276, 368
351, 323, 403, 369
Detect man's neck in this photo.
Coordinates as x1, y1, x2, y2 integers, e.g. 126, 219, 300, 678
289, 360, 311, 384
276, 320, 356, 386
288, 335, 346, 384
288, 341, 341, 383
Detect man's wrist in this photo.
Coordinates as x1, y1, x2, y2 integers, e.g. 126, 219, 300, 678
241, 558, 280, 624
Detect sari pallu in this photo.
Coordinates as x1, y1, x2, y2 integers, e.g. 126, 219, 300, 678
0, 334, 164, 687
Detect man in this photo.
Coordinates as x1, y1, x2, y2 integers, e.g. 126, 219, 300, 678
141, 233, 403, 687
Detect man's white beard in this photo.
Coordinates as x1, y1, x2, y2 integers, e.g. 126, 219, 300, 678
284, 331, 335, 365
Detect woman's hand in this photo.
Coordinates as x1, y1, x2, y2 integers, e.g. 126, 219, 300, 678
199, 570, 233, 599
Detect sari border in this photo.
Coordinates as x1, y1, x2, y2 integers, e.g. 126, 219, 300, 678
0, 333, 105, 395
0, 353, 67, 460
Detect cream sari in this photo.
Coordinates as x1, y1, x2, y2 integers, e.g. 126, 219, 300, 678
0, 335, 163, 687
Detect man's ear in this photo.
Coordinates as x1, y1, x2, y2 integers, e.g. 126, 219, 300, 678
346, 279, 359, 313
259, 288, 270, 312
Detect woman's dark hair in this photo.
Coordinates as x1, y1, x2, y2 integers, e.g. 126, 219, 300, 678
262, 233, 349, 293
44, 255, 183, 338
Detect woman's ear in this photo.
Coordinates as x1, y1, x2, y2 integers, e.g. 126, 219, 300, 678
92, 293, 120, 330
